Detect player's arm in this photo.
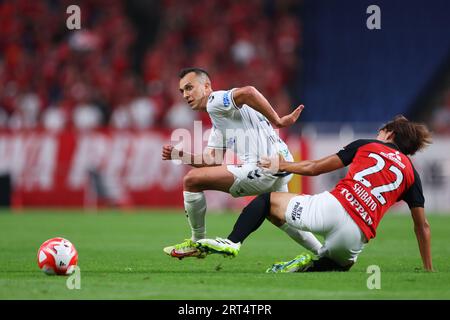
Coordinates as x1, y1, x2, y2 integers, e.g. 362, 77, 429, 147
410, 207, 433, 271
259, 154, 344, 176
403, 169, 432, 271
232, 86, 304, 128
162, 145, 223, 167
259, 139, 370, 174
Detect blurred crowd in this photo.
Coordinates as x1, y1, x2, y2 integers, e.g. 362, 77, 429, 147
431, 89, 450, 134
0, 0, 302, 131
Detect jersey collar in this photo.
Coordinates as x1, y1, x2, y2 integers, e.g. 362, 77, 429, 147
384, 141, 400, 151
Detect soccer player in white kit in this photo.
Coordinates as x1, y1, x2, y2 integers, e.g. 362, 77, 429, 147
162, 67, 322, 259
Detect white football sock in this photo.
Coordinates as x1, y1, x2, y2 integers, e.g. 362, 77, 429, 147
279, 223, 322, 255
183, 191, 207, 241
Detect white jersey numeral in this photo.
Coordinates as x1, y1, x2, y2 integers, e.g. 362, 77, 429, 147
353, 153, 403, 205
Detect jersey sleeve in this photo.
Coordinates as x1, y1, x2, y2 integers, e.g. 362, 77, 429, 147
336, 139, 371, 166
206, 89, 239, 115
401, 168, 425, 208
207, 126, 226, 149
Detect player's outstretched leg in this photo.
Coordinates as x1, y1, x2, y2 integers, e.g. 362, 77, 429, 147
196, 237, 241, 258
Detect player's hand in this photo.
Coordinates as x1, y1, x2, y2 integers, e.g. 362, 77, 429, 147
276, 105, 304, 128
162, 145, 174, 160
162, 145, 182, 160
258, 154, 285, 173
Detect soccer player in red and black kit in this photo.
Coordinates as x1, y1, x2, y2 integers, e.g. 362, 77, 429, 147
196, 115, 434, 272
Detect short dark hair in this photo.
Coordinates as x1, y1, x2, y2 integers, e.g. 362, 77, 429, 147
379, 115, 432, 155
178, 67, 211, 80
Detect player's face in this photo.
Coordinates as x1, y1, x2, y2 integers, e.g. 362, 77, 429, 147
179, 72, 208, 111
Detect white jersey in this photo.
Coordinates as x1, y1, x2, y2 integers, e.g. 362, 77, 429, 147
206, 89, 293, 164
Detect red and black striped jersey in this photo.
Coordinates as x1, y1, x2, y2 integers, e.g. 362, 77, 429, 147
330, 139, 424, 240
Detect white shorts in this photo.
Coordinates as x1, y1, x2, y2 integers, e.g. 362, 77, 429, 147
285, 191, 367, 266
227, 164, 292, 197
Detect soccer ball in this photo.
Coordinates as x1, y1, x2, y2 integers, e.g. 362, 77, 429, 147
37, 237, 78, 275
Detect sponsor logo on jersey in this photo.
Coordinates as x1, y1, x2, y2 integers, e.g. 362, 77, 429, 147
291, 201, 303, 221
380, 151, 405, 169
340, 187, 373, 226
223, 91, 231, 107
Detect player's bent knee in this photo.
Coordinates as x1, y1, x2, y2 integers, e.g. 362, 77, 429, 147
268, 192, 293, 224
266, 213, 284, 227
183, 171, 202, 191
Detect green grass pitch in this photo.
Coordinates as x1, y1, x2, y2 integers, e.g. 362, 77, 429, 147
0, 209, 449, 300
